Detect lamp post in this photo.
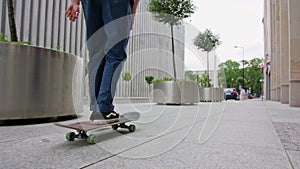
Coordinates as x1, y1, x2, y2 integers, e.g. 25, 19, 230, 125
234, 46, 245, 88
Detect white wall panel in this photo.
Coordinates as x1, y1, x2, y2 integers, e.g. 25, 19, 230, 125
0, 0, 185, 98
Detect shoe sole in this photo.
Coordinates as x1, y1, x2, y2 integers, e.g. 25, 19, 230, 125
92, 118, 119, 125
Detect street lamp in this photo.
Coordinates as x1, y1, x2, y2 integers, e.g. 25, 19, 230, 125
234, 46, 245, 88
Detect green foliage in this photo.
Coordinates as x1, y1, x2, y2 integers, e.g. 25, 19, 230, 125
145, 76, 154, 85
56, 45, 61, 50
0, 33, 9, 43
152, 77, 175, 83
198, 72, 213, 88
244, 58, 263, 94
193, 29, 221, 52
148, 0, 195, 26
218, 59, 240, 88
10, 41, 31, 45
0, 32, 31, 45
184, 70, 217, 87
184, 70, 199, 82
218, 59, 240, 89
122, 72, 132, 81
162, 77, 174, 81
0, 33, 4, 40
218, 58, 264, 94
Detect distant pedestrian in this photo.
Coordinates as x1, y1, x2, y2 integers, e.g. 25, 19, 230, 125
257, 91, 261, 98
232, 88, 238, 100
240, 87, 246, 100
232, 88, 237, 95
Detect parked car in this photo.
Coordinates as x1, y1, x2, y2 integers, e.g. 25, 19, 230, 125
224, 88, 239, 100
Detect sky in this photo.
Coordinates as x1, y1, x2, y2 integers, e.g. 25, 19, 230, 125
185, 0, 264, 70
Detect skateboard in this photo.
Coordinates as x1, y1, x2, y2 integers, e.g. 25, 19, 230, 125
54, 112, 140, 144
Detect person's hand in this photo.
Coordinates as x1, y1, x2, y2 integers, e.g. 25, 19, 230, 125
131, 14, 136, 29
131, 0, 139, 29
66, 0, 80, 22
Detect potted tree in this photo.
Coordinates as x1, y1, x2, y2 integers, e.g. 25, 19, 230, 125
193, 29, 223, 102
148, 0, 199, 104
0, 1, 83, 120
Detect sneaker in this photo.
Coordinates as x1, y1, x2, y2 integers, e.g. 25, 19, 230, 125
90, 111, 119, 123
103, 111, 120, 120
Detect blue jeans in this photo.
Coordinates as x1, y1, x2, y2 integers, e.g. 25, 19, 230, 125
81, 0, 132, 112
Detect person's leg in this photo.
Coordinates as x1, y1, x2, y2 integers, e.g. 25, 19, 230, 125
81, 0, 107, 112
96, 0, 132, 114
94, 59, 106, 100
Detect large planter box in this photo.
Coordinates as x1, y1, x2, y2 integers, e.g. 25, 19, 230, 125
0, 42, 84, 120
199, 88, 224, 102
153, 81, 199, 104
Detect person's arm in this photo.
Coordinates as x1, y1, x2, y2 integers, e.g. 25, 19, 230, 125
132, 0, 140, 15
131, 0, 140, 28
66, 0, 81, 22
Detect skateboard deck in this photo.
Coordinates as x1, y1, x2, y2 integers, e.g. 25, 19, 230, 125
55, 112, 140, 144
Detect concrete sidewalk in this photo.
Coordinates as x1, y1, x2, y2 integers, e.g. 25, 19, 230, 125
0, 100, 299, 169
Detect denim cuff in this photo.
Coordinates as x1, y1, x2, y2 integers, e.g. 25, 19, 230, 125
90, 104, 114, 113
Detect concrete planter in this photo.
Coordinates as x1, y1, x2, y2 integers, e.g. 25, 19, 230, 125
0, 42, 84, 120
153, 81, 199, 104
199, 88, 224, 102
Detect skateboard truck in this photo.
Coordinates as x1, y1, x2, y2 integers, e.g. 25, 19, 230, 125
65, 123, 135, 144
66, 130, 96, 144
112, 123, 136, 132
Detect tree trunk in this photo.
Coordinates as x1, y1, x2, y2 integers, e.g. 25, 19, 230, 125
171, 25, 177, 79
207, 52, 209, 87
7, 0, 18, 42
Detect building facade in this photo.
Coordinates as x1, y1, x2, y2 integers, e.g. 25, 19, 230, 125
263, 0, 300, 107
0, 0, 185, 98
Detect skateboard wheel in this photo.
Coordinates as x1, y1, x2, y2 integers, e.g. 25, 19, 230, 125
128, 125, 136, 132
66, 132, 76, 141
112, 124, 118, 130
87, 134, 96, 144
